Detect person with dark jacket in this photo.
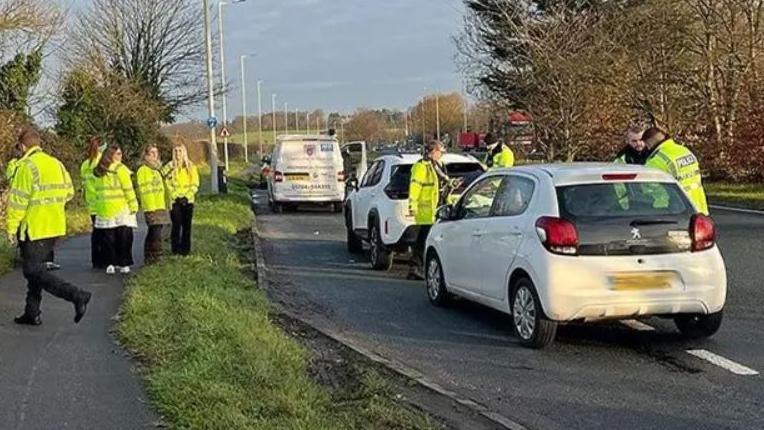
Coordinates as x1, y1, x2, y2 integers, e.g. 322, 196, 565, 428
615, 124, 650, 165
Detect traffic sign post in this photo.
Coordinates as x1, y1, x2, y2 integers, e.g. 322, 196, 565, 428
207, 117, 218, 129
219, 127, 231, 138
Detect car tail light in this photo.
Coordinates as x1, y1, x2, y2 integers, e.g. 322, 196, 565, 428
535, 217, 579, 255
274, 171, 284, 183
602, 173, 638, 181
690, 214, 715, 252
337, 170, 345, 182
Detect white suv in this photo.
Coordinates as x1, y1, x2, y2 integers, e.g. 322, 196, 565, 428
425, 164, 726, 348
345, 153, 485, 270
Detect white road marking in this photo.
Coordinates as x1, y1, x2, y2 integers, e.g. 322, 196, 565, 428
620, 319, 656, 331
710, 204, 764, 216
686, 349, 759, 376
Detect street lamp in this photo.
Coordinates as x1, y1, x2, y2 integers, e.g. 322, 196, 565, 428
203, 0, 219, 193
217, 0, 246, 170
294, 108, 299, 134
306, 111, 311, 134
271, 94, 277, 142
257, 80, 263, 158
239, 54, 250, 164
284, 102, 289, 134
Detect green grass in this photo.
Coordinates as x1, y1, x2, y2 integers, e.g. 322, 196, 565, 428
117, 176, 438, 430
706, 182, 764, 210
0, 204, 91, 275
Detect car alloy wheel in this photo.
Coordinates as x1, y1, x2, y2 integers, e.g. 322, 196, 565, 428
426, 257, 442, 301
513, 285, 537, 341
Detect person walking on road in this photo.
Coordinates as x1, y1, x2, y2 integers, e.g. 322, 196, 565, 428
5, 127, 92, 325
163, 144, 199, 256
615, 123, 650, 165
93, 144, 138, 274
408, 140, 450, 279
642, 127, 709, 215
136, 144, 169, 264
80, 137, 106, 269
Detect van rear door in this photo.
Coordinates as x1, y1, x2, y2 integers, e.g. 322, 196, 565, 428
279, 139, 342, 199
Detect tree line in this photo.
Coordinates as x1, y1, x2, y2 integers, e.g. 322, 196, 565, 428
458, 0, 764, 180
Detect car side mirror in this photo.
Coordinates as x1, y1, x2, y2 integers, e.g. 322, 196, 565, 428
436, 205, 454, 221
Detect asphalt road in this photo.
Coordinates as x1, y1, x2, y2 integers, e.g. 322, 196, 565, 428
253, 190, 763, 430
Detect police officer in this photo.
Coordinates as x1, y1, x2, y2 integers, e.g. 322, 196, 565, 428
408, 140, 450, 279
615, 124, 650, 165
5, 128, 91, 325
486, 140, 515, 169
642, 127, 709, 215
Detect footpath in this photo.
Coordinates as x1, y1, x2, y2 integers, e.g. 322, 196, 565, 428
0, 232, 157, 429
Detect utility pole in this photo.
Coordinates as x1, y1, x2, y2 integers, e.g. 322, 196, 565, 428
404, 110, 409, 138
257, 81, 263, 158
284, 102, 288, 134
271, 94, 277, 142
462, 74, 468, 131
203, 0, 219, 193
218, 1, 229, 170
306, 111, 311, 134
240, 54, 249, 163
435, 92, 441, 141
294, 108, 299, 134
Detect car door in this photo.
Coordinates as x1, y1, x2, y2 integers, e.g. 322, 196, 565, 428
477, 175, 537, 300
352, 160, 384, 233
341, 142, 368, 181
441, 175, 504, 290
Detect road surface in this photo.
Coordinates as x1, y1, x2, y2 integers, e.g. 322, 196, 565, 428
253, 189, 763, 430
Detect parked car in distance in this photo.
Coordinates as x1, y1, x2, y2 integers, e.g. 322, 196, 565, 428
345, 153, 485, 270
425, 164, 726, 348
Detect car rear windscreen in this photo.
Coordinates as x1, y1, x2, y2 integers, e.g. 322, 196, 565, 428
387, 162, 484, 197
556, 182, 696, 255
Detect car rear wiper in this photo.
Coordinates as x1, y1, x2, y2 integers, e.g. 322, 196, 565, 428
629, 219, 679, 227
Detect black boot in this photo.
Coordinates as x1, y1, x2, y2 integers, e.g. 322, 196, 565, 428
14, 313, 42, 326
74, 291, 92, 324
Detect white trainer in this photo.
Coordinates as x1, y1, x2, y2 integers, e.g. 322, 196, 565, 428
106, 265, 116, 275
119, 266, 131, 274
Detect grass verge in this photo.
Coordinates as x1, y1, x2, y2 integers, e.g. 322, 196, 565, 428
117, 177, 440, 430
706, 182, 764, 211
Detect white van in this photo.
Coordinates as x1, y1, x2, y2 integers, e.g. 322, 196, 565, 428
267, 135, 345, 213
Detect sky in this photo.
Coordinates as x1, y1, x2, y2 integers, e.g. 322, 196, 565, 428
203, 0, 467, 122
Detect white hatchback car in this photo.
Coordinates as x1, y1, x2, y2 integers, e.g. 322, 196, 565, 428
345, 152, 485, 270
425, 164, 726, 348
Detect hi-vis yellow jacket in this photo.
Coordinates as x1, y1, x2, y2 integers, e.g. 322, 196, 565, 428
5, 158, 19, 182
163, 162, 200, 203
94, 162, 139, 218
408, 160, 440, 225
487, 145, 515, 169
136, 164, 167, 212
6, 147, 74, 241
646, 139, 709, 215
79, 155, 101, 215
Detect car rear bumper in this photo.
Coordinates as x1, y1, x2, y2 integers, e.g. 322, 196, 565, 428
530, 247, 727, 322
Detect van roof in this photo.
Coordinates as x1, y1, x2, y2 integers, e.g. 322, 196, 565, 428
276, 134, 338, 143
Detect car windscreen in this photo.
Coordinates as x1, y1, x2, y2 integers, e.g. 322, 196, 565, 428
386, 162, 484, 196
556, 182, 695, 255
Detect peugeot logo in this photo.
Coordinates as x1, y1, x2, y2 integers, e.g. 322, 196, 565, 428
631, 227, 642, 240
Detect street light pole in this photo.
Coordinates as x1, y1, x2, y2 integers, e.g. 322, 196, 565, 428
435, 92, 441, 141
284, 102, 288, 134
271, 94, 277, 142
240, 54, 248, 163
295, 108, 299, 134
203, 0, 219, 193
306, 111, 311, 134
218, 1, 229, 171
462, 74, 468, 131
257, 81, 263, 158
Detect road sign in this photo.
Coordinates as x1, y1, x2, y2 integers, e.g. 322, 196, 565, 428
219, 127, 231, 138
207, 117, 218, 129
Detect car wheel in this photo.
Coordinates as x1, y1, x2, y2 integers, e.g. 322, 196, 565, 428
369, 223, 393, 271
425, 252, 451, 306
511, 278, 557, 349
674, 311, 723, 339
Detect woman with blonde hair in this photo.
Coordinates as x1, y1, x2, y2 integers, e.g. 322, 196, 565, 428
163, 144, 199, 255
136, 144, 169, 264
93, 144, 138, 274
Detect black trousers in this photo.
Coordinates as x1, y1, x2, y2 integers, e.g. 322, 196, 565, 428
410, 225, 433, 271
170, 201, 194, 256
90, 216, 107, 269
144, 224, 164, 264
102, 226, 134, 267
20, 238, 82, 317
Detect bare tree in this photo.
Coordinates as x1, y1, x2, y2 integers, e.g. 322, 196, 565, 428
68, 0, 205, 122
0, 0, 63, 56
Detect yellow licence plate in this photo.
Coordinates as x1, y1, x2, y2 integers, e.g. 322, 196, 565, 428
609, 272, 673, 291
284, 173, 310, 181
